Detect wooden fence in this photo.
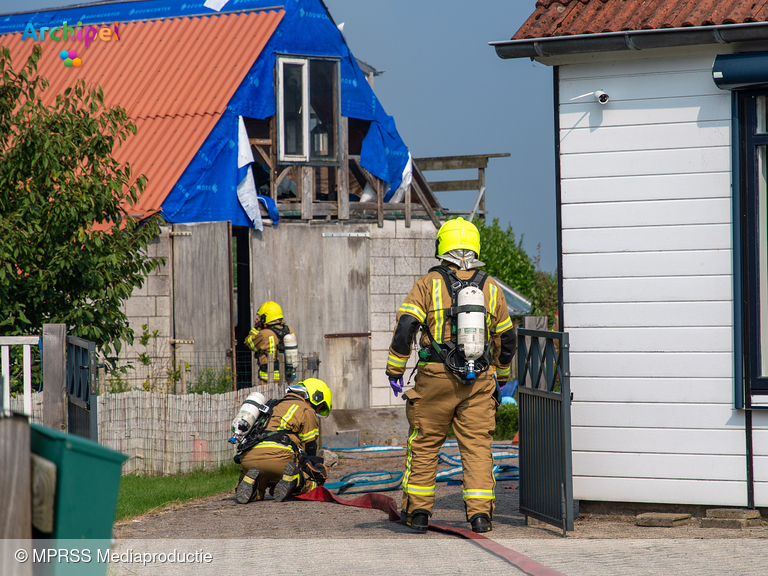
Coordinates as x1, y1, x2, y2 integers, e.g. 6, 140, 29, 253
11, 384, 285, 476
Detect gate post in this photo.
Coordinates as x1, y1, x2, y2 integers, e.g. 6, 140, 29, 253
42, 323, 67, 433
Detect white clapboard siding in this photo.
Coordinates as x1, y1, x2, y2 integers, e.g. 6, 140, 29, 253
560, 95, 729, 130
572, 427, 744, 454
573, 476, 747, 506
562, 173, 731, 204
564, 276, 731, 302
562, 198, 731, 229
573, 452, 746, 481
559, 52, 717, 79
753, 481, 768, 504
557, 51, 752, 505
561, 67, 721, 100
561, 120, 730, 154
564, 250, 732, 278
572, 402, 741, 429
571, 352, 732, 378
563, 224, 731, 253
568, 327, 732, 353
562, 146, 729, 179
565, 302, 732, 327
571, 378, 732, 404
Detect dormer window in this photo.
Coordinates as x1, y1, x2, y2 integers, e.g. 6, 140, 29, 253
276, 55, 340, 164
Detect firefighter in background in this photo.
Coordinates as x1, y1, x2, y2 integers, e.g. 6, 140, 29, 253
386, 217, 516, 534
234, 378, 333, 503
245, 301, 297, 384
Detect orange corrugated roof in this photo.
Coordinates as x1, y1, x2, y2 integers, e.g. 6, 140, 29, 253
514, 0, 768, 40
0, 9, 284, 217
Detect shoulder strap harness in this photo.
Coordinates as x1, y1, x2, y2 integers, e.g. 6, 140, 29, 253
236, 397, 299, 455
416, 265, 493, 383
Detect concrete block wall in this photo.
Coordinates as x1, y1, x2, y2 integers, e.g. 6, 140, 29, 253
369, 219, 439, 407
119, 225, 173, 362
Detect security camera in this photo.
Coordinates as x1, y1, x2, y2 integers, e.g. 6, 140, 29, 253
594, 90, 609, 104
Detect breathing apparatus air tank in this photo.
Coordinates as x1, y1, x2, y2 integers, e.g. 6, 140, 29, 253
230, 391, 268, 439
456, 286, 486, 380
283, 333, 298, 378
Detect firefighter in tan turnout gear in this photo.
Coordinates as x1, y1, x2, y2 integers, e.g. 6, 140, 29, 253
386, 217, 516, 534
245, 301, 298, 384
232, 379, 332, 503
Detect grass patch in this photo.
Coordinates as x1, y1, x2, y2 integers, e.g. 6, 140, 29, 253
115, 464, 239, 521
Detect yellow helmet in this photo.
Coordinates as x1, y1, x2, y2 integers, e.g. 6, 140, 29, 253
257, 301, 283, 324
300, 378, 332, 418
435, 217, 480, 257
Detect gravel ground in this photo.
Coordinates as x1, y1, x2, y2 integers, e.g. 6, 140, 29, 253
113, 444, 768, 541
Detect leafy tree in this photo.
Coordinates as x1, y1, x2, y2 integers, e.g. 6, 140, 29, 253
0, 45, 163, 360
473, 217, 559, 327
473, 217, 535, 296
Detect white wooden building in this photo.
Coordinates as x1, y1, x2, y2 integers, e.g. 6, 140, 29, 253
494, 1, 768, 509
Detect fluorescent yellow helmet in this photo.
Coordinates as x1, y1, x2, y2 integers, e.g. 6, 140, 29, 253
300, 378, 332, 418
435, 217, 480, 257
257, 301, 283, 324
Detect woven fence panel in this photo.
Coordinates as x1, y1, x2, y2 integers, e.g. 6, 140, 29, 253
13, 387, 287, 476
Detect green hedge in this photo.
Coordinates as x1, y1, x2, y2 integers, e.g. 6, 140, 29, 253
492, 403, 518, 441
447, 403, 519, 441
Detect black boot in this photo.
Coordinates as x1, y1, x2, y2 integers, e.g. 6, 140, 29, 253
235, 468, 259, 504
274, 461, 301, 502
401, 508, 430, 533
470, 513, 492, 533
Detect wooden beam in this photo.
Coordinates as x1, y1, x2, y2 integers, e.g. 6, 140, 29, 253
376, 177, 384, 228
43, 323, 67, 433
300, 166, 314, 220
269, 117, 277, 201
348, 155, 380, 189
249, 138, 272, 146
337, 117, 349, 220
414, 153, 510, 171
278, 201, 338, 217
252, 144, 272, 169
405, 183, 412, 228
0, 413, 31, 545
410, 163, 442, 229
478, 167, 486, 220
428, 179, 481, 192
275, 166, 293, 187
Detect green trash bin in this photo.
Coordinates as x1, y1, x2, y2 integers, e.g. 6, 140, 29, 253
30, 423, 128, 540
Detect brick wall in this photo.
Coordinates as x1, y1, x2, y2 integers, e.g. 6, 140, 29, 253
119, 225, 173, 362
369, 219, 438, 407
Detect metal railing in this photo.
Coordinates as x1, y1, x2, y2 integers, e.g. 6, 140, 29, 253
0, 335, 39, 416
517, 328, 574, 536
66, 335, 97, 442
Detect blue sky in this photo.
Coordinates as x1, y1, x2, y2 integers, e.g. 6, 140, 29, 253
3, 0, 557, 272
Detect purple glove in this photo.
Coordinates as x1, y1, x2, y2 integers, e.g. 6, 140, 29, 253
388, 376, 404, 398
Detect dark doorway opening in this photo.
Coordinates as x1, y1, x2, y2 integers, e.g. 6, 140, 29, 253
232, 227, 253, 389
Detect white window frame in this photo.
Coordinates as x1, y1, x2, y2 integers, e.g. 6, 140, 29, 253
277, 56, 310, 163
276, 54, 340, 165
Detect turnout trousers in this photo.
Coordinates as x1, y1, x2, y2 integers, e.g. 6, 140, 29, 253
401, 364, 497, 520
238, 444, 317, 500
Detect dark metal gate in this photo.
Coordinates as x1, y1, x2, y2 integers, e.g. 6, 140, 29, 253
517, 328, 573, 536
66, 335, 97, 442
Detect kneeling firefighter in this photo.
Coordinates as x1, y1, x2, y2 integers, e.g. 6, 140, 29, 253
232, 378, 332, 503
385, 217, 516, 534
245, 301, 299, 384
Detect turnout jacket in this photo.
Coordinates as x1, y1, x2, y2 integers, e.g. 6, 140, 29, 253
245, 321, 295, 378
386, 266, 516, 383
251, 392, 320, 456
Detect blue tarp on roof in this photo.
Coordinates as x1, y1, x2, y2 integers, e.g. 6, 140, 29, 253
1, 0, 410, 224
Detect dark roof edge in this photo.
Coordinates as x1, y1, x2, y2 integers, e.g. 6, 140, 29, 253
491, 22, 768, 60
